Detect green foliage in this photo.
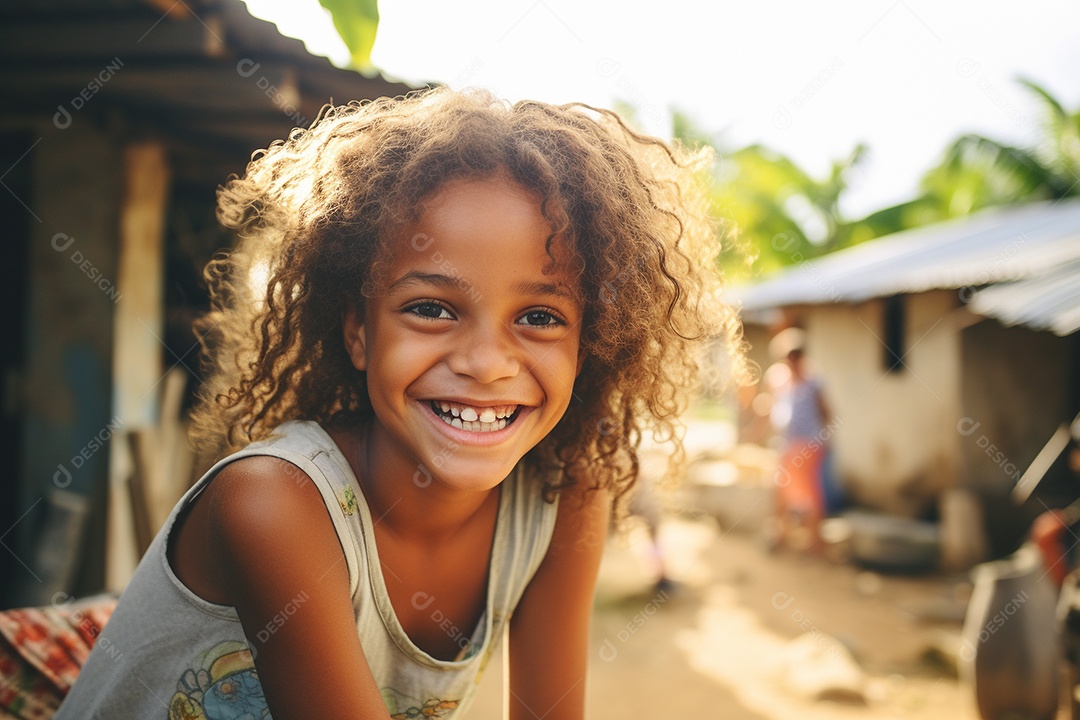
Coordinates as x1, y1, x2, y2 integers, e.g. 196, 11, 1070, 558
662, 79, 1080, 283
919, 134, 1059, 217
673, 109, 871, 282
1021, 77, 1080, 185
319, 0, 380, 74
915, 79, 1080, 221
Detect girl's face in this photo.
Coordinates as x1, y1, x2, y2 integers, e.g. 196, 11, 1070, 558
344, 176, 583, 493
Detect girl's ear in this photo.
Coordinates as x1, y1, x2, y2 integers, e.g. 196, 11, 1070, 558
576, 351, 586, 377
342, 303, 368, 372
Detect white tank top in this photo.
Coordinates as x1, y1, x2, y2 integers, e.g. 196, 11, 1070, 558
56, 420, 559, 719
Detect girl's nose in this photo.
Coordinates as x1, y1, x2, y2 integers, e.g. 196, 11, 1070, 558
447, 321, 521, 383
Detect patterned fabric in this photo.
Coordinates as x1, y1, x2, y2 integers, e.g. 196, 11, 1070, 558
0, 596, 116, 719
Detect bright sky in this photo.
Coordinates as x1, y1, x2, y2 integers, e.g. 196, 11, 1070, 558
244, 0, 1080, 217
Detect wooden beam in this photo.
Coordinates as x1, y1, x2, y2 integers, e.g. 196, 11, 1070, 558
0, 61, 361, 149
106, 141, 171, 588
139, 0, 194, 20
0, 17, 214, 61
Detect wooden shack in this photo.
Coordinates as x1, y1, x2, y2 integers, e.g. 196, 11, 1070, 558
0, 0, 415, 606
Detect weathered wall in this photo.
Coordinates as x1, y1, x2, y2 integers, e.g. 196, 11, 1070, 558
802, 290, 963, 516
959, 320, 1079, 555
12, 119, 122, 605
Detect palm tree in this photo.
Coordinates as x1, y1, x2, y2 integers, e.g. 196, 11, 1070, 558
1023, 78, 1080, 192
913, 79, 1080, 221
675, 79, 1080, 282
716, 144, 870, 279
671, 111, 869, 281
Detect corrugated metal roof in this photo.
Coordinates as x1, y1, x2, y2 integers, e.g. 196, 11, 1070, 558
0, 0, 417, 153
733, 199, 1080, 335
969, 257, 1080, 336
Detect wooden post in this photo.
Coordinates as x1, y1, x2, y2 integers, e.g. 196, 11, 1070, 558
105, 141, 169, 592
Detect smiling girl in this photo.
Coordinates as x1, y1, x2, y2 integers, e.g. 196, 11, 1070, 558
56, 88, 742, 719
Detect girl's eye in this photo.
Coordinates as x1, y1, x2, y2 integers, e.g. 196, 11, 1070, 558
405, 302, 453, 320
518, 310, 564, 327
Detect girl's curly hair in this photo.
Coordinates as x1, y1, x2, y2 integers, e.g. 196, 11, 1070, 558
191, 87, 744, 506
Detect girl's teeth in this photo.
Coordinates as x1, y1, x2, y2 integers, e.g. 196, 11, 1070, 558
432, 401, 514, 433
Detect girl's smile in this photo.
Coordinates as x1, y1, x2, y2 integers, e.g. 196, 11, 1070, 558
343, 175, 583, 493
427, 400, 522, 433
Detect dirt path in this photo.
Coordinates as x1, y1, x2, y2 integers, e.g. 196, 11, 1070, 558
469, 414, 980, 718
469, 512, 977, 719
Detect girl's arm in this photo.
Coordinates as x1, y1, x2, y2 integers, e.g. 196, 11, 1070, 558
208, 456, 390, 719
507, 481, 611, 720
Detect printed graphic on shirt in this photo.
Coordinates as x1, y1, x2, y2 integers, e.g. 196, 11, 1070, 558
169, 641, 267, 720
338, 485, 357, 516
381, 688, 458, 719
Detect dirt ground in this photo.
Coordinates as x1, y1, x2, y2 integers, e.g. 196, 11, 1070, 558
468, 513, 978, 719
466, 417, 991, 719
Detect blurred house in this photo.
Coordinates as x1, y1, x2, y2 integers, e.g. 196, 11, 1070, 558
735, 200, 1080, 558
0, 0, 414, 607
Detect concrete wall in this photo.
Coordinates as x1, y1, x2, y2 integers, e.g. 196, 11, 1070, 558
800, 290, 963, 516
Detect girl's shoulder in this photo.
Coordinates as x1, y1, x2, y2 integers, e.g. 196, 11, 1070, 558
205, 420, 360, 517
163, 432, 354, 655
176, 449, 340, 587
208, 452, 332, 550
207, 421, 363, 565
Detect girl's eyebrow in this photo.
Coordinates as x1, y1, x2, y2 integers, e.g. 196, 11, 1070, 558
514, 280, 579, 303
387, 272, 461, 292
387, 272, 578, 302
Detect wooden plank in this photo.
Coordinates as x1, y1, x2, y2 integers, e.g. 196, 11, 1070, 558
0, 17, 217, 61
114, 141, 170, 426
0, 61, 361, 151
1, 59, 315, 114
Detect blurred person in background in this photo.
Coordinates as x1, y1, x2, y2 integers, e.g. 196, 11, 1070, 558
765, 327, 840, 552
